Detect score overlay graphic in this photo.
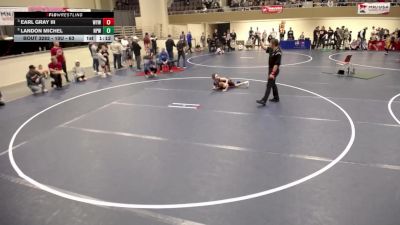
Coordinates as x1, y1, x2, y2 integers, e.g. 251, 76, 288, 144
14, 12, 114, 42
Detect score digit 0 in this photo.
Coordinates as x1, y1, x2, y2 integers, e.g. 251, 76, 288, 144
102, 18, 115, 26
103, 26, 114, 34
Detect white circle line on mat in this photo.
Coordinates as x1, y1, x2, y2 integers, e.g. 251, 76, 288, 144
187, 52, 313, 68
328, 52, 400, 71
8, 77, 355, 209
388, 93, 400, 125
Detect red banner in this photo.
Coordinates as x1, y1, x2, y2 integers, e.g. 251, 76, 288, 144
261, 5, 283, 14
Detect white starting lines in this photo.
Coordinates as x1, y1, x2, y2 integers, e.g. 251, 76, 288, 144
168, 103, 200, 109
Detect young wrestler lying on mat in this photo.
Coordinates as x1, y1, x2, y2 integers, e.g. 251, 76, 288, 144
211, 73, 249, 92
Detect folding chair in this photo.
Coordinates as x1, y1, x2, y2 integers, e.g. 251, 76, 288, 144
337, 54, 354, 76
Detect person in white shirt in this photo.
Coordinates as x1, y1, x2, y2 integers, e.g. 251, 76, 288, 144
97, 45, 111, 77
121, 36, 129, 65
262, 30, 268, 42
110, 37, 123, 69
299, 32, 305, 40
90, 43, 99, 74
270, 28, 277, 39
72, 60, 87, 82
200, 32, 206, 48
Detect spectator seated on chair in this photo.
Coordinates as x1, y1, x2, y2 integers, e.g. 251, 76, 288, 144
26, 65, 48, 94
143, 54, 158, 78
157, 48, 173, 72
72, 60, 87, 82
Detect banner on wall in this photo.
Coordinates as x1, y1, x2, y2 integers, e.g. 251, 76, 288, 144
0, 7, 28, 25
357, 2, 390, 15
261, 6, 283, 14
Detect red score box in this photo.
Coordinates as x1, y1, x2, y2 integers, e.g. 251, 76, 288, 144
102, 18, 115, 26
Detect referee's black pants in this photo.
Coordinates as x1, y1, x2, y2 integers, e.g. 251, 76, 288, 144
262, 77, 279, 101
61, 61, 70, 82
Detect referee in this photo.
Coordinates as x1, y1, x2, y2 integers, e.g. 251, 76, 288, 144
257, 39, 282, 106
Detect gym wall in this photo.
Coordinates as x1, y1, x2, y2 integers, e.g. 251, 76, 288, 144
230, 17, 400, 41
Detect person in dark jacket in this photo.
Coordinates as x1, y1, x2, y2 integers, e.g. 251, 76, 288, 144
257, 39, 282, 106
165, 34, 176, 60
158, 48, 173, 72
213, 29, 218, 41
186, 31, 193, 53
287, 27, 294, 40
131, 37, 142, 70
150, 33, 157, 55
176, 38, 186, 68
143, 54, 157, 78
26, 65, 48, 94
207, 35, 214, 52
313, 26, 320, 47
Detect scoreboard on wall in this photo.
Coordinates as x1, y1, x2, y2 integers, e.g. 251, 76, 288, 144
13, 12, 114, 42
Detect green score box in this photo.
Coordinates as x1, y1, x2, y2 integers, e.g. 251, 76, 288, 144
103, 26, 114, 34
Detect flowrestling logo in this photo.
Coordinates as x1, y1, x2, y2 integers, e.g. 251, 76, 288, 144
357, 2, 390, 15
261, 5, 283, 14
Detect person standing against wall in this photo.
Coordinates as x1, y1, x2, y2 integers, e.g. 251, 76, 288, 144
287, 27, 294, 40
318, 26, 327, 48
270, 28, 277, 40
176, 38, 187, 68
121, 36, 129, 65
231, 29, 237, 42
226, 31, 233, 51
50, 42, 70, 82
180, 31, 186, 41
143, 33, 150, 51
338, 26, 345, 49
327, 27, 334, 49
151, 33, 158, 55
110, 37, 123, 70
131, 37, 142, 71
312, 26, 320, 48
165, 34, 176, 61
254, 27, 261, 46
299, 32, 305, 41
213, 29, 219, 41
279, 27, 285, 41
249, 27, 254, 40
200, 32, 206, 49
256, 39, 282, 106
187, 31, 193, 53
90, 43, 99, 74
262, 30, 267, 43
